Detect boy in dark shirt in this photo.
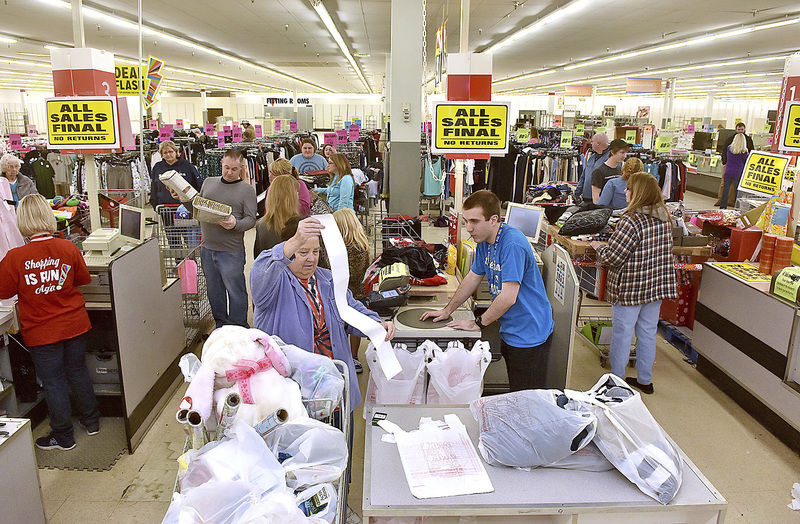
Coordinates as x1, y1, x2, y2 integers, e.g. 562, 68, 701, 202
592, 139, 630, 203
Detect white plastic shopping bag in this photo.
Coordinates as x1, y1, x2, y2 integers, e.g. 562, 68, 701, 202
426, 340, 491, 404
365, 342, 426, 405
565, 374, 684, 504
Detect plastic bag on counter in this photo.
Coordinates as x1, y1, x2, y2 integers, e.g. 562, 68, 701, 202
162, 480, 259, 524
547, 442, 614, 472
278, 339, 344, 419
425, 340, 491, 404
237, 491, 328, 524
565, 374, 684, 504
364, 342, 426, 405
469, 389, 597, 468
179, 422, 285, 494
295, 483, 338, 523
263, 418, 348, 490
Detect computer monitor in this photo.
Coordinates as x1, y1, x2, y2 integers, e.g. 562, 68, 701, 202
118, 204, 146, 244
504, 203, 544, 243
692, 131, 713, 151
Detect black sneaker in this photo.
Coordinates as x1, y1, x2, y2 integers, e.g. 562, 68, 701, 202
625, 377, 654, 395
36, 434, 76, 451
81, 421, 100, 436
353, 358, 363, 374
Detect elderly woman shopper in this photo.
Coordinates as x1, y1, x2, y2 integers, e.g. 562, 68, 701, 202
250, 215, 395, 411
1, 153, 37, 205
590, 173, 677, 394
0, 194, 99, 450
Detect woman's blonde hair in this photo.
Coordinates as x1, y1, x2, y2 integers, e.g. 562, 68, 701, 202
262, 175, 299, 233
0, 153, 21, 175
269, 158, 298, 179
158, 140, 179, 155
333, 208, 369, 254
329, 153, 352, 186
17, 194, 56, 237
625, 172, 668, 218
621, 157, 643, 180
730, 133, 748, 155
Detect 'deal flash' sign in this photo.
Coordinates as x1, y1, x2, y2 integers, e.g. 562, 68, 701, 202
46, 97, 119, 149
737, 151, 790, 196
432, 102, 510, 155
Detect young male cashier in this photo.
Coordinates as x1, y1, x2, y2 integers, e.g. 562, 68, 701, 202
421, 190, 554, 391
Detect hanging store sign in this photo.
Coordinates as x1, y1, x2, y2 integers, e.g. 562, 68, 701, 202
432, 101, 510, 155
655, 135, 672, 152
637, 106, 651, 119
603, 105, 616, 117
204, 123, 214, 134
324, 133, 336, 146
232, 126, 243, 142
642, 124, 654, 150
516, 127, 530, 143
772, 51, 800, 153
565, 85, 593, 97
8, 133, 21, 149
560, 131, 573, 148
626, 78, 662, 94
46, 96, 119, 149
575, 124, 585, 134
290, 120, 298, 132
737, 151, 791, 196
114, 64, 143, 97
26, 124, 37, 136
777, 100, 800, 152
148, 119, 158, 130
144, 55, 165, 109
255, 124, 263, 138
625, 129, 637, 143
274, 120, 281, 132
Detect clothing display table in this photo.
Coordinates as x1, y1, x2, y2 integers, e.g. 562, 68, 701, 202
363, 405, 727, 524
545, 224, 712, 257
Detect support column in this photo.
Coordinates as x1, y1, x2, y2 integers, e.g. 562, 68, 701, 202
388, 0, 423, 215
71, 0, 85, 48
19, 89, 27, 128
201, 88, 208, 124
703, 92, 714, 125
384, 54, 391, 129
548, 92, 556, 116
662, 78, 676, 128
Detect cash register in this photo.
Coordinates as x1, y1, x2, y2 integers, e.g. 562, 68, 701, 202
82, 204, 147, 267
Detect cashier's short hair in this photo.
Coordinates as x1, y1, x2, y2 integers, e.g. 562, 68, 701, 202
463, 190, 501, 221
17, 194, 56, 237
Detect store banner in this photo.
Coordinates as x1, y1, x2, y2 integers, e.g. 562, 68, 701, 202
575, 124, 585, 134
655, 135, 672, 152
144, 55, 165, 109
148, 119, 158, 130
324, 133, 336, 146
255, 124, 262, 138
737, 151, 791, 196
274, 120, 281, 132
46, 96, 120, 149
772, 51, 800, 153
626, 78, 662, 93
8, 133, 21, 149
642, 124, 654, 150
204, 123, 214, 134
565, 85, 593, 97
26, 124, 37, 136
159, 124, 173, 141
232, 126, 242, 142
114, 64, 142, 97
289, 120, 298, 132
217, 133, 224, 148
625, 130, 637, 143
777, 100, 800, 152
431, 101, 510, 155
223, 125, 231, 137
349, 127, 359, 142
336, 129, 348, 145
560, 131, 573, 148
176, 118, 184, 128
637, 106, 651, 119
516, 127, 530, 142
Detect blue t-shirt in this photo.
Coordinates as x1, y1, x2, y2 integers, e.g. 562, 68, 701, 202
9, 179, 18, 203
471, 224, 553, 347
596, 176, 628, 210
290, 153, 328, 174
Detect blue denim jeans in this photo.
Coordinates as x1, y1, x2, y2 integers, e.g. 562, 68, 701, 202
28, 334, 99, 441
720, 176, 740, 209
201, 247, 248, 328
610, 301, 662, 385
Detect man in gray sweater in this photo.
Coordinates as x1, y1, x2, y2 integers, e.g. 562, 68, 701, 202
176, 149, 257, 328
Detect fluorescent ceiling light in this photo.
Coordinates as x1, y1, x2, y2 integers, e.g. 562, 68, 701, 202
492, 70, 556, 86
37, 0, 330, 92
0, 57, 51, 68
483, 0, 591, 54
0, 35, 18, 44
563, 16, 800, 72
309, 0, 372, 94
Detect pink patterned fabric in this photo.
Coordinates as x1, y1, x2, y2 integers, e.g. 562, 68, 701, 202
225, 358, 274, 404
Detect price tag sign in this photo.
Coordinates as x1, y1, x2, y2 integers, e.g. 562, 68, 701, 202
516, 128, 530, 142
625, 129, 637, 143
232, 126, 243, 142
274, 120, 281, 131
594, 127, 606, 134
26, 124, 37, 136
223, 125, 231, 137
254, 124, 263, 138
159, 124, 173, 141
233, 121, 239, 127
176, 119, 184, 128
324, 133, 337, 146
8, 133, 21, 149
688, 153, 696, 163
655, 135, 672, 152
686, 124, 695, 133
148, 119, 158, 130
575, 124, 585, 134
205, 123, 214, 134
710, 157, 719, 167
764, 123, 772, 132
345, 121, 351, 129
289, 120, 298, 132
217, 133, 225, 148
336, 129, 348, 144
349, 127, 359, 141
560, 130, 573, 148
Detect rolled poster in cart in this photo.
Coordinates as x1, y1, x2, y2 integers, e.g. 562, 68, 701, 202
187, 410, 207, 450
214, 392, 241, 441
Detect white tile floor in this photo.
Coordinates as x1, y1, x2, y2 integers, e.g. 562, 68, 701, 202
37, 194, 800, 523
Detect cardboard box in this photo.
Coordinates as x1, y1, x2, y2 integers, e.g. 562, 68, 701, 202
680, 234, 709, 247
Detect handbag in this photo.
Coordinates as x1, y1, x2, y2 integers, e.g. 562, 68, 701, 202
558, 208, 612, 236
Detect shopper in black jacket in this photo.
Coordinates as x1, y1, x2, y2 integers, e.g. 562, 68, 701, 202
149, 140, 202, 210
716, 122, 754, 206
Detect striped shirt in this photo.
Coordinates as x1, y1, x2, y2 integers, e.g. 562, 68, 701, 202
299, 276, 333, 359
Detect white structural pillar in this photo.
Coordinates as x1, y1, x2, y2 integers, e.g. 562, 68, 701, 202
453, 0, 470, 214
548, 92, 556, 116
662, 78, 676, 127
19, 89, 26, 127
388, 0, 423, 215
71, 0, 85, 48
704, 92, 714, 124
200, 88, 208, 124
384, 54, 391, 128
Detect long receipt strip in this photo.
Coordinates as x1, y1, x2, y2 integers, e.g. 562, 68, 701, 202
316, 214, 402, 379
378, 414, 494, 499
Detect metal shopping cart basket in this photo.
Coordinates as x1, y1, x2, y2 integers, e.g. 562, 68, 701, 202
155, 204, 212, 346
173, 359, 351, 524
372, 215, 424, 255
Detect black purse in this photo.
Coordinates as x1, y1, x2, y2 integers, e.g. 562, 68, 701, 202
558, 208, 613, 236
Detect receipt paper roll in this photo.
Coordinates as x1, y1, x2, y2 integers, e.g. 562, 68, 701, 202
316, 214, 401, 379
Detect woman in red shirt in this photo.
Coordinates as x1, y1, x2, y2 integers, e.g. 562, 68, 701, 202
0, 194, 99, 450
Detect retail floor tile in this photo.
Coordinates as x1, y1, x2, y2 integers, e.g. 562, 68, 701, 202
723, 490, 797, 524
119, 467, 177, 503
42, 495, 67, 520
47, 498, 119, 524
110, 500, 172, 522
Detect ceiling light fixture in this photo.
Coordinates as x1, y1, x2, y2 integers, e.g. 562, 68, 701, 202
309, 0, 372, 94
0, 35, 18, 44
37, 0, 330, 92
563, 16, 800, 71
482, 0, 592, 54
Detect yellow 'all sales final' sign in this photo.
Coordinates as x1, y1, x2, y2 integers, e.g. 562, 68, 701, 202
432, 101, 510, 155
46, 97, 119, 149
737, 151, 791, 196
778, 100, 800, 152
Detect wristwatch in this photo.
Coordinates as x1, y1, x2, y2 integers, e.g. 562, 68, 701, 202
474, 315, 486, 330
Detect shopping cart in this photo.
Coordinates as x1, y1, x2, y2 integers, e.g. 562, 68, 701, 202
173, 359, 351, 524
154, 204, 212, 346
372, 215, 424, 255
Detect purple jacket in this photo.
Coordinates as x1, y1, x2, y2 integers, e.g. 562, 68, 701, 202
250, 242, 380, 410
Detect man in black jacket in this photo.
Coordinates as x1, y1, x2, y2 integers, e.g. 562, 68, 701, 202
716, 122, 754, 205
